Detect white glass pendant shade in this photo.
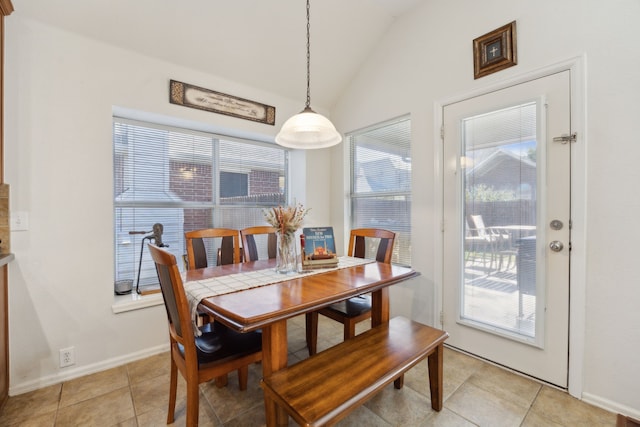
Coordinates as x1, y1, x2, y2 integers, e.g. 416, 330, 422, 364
275, 107, 342, 149
276, 0, 342, 150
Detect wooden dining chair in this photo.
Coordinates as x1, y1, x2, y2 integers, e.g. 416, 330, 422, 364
185, 228, 241, 325
305, 228, 396, 355
185, 228, 241, 270
240, 226, 278, 262
148, 244, 262, 427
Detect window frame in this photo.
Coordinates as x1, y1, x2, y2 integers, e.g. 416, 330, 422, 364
113, 116, 289, 290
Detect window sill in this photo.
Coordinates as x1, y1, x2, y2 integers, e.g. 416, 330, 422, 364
112, 291, 163, 314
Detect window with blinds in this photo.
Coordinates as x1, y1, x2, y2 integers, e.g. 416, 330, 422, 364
348, 116, 411, 266
113, 118, 288, 287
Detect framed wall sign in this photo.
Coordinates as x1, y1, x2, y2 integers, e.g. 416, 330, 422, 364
473, 21, 517, 79
170, 80, 276, 125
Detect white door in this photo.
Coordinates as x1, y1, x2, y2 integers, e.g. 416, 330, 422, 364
442, 71, 571, 387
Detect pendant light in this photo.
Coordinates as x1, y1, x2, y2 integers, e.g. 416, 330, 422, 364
275, 0, 342, 149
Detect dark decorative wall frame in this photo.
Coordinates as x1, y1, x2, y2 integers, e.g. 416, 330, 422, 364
170, 80, 276, 125
473, 21, 517, 79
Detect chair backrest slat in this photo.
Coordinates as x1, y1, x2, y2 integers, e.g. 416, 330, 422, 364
376, 237, 391, 263
191, 238, 208, 269
218, 235, 235, 265
353, 235, 366, 259
245, 235, 259, 262
267, 233, 277, 259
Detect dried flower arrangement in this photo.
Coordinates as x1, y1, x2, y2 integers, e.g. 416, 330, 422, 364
263, 204, 309, 235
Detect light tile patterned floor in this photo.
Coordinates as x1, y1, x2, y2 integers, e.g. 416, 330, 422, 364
0, 315, 616, 426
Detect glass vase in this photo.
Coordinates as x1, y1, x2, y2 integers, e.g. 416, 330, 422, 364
276, 231, 298, 274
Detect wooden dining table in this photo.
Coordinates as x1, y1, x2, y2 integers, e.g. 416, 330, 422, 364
185, 258, 418, 427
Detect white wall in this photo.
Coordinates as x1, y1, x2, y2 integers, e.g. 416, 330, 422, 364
4, 17, 331, 393
5, 0, 640, 418
331, 0, 640, 417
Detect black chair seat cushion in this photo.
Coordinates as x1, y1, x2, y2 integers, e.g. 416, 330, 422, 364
178, 323, 262, 366
326, 294, 371, 318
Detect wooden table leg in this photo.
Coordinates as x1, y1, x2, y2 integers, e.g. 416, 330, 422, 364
262, 320, 289, 427
370, 287, 389, 327
428, 343, 444, 411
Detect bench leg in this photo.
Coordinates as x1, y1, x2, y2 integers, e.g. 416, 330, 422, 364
428, 343, 444, 411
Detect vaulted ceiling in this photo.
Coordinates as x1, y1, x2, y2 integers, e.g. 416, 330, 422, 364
11, 0, 426, 110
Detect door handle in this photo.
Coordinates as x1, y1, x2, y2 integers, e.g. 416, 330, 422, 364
549, 241, 564, 252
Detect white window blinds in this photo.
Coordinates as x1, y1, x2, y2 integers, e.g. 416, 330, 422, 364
349, 116, 412, 266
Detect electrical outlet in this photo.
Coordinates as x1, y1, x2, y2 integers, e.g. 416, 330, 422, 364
59, 347, 75, 368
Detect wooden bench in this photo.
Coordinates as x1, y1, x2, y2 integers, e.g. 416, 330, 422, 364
260, 316, 449, 427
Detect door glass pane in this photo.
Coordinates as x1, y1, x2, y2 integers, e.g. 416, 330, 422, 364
461, 101, 538, 341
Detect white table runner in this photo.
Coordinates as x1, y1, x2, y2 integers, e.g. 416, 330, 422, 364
184, 256, 373, 335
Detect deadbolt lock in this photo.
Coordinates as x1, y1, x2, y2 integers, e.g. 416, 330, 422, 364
550, 219, 563, 230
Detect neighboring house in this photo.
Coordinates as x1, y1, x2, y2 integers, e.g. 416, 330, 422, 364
467, 148, 536, 200
356, 157, 411, 193
465, 149, 537, 227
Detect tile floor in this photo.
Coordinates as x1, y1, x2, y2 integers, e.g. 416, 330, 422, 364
0, 315, 617, 426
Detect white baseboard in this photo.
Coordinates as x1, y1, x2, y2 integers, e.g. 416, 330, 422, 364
582, 392, 640, 421
9, 343, 169, 396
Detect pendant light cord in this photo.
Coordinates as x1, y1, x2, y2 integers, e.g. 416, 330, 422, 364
305, 0, 311, 110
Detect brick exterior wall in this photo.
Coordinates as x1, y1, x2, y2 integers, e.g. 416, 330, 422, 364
169, 160, 284, 232
249, 170, 282, 194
